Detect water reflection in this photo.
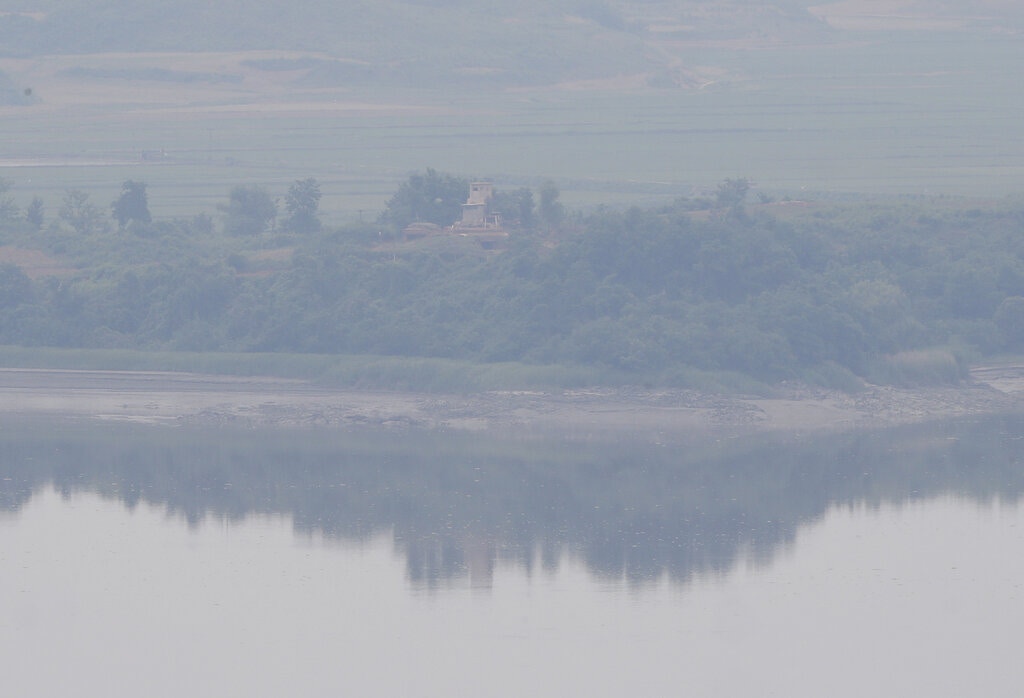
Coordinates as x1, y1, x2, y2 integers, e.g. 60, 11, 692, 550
1, 414, 1022, 589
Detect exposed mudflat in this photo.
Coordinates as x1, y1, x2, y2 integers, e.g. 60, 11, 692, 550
2, 366, 1023, 438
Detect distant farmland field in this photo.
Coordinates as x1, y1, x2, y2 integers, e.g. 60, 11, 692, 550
2, 33, 1022, 224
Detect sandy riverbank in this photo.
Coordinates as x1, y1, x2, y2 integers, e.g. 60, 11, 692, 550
2, 366, 1023, 437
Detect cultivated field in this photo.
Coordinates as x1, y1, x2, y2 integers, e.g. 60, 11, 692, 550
2, 28, 1023, 224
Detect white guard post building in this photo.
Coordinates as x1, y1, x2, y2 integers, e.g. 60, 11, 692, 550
404, 181, 508, 248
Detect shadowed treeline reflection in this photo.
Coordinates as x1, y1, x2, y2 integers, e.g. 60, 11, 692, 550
2, 415, 1023, 588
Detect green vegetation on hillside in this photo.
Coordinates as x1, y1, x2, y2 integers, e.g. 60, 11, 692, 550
3, 172, 1024, 390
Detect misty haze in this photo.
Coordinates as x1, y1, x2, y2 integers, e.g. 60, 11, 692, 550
3, 2, 1024, 696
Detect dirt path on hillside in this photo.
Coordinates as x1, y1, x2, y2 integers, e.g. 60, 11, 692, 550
2, 367, 1022, 439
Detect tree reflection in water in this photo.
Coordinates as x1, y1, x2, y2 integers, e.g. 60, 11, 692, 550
1, 414, 1023, 588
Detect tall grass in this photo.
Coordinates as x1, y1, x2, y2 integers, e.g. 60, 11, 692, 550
0, 346, 786, 394
866, 348, 968, 387
0, 346, 621, 392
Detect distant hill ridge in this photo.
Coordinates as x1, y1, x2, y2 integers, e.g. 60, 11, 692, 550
1, 1, 1021, 88
5, 1, 1016, 87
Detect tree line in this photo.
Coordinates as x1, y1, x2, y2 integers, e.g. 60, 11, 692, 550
3, 170, 1024, 389
1, 176, 324, 237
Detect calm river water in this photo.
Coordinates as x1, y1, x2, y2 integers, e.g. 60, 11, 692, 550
2, 414, 1023, 697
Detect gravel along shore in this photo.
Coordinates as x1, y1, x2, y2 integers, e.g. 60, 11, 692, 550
1, 367, 1021, 437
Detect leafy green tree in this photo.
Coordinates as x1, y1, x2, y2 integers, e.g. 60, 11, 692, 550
0, 178, 18, 223
491, 187, 536, 229
943, 266, 1001, 319
0, 276, 36, 342
382, 169, 467, 229
25, 196, 43, 231
994, 296, 1024, 349
59, 189, 107, 234
716, 177, 751, 209
0, 263, 32, 307
283, 178, 322, 234
222, 185, 276, 236
189, 213, 214, 236
111, 180, 151, 230
538, 180, 565, 228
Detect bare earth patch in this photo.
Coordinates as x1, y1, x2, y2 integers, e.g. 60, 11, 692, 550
0, 246, 76, 279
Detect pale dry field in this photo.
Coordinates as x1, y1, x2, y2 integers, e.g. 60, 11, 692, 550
808, 0, 1019, 30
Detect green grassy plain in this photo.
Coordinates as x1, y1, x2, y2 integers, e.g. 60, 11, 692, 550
0, 345, 632, 392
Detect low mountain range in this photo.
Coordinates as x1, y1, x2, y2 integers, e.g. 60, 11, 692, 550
0, 1, 1019, 89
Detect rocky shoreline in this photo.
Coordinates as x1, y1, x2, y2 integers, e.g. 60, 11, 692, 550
2, 366, 1023, 438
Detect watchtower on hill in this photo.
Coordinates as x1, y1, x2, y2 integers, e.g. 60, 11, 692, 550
461, 182, 494, 227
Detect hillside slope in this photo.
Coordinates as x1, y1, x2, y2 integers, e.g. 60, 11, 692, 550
0, 1, 831, 87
